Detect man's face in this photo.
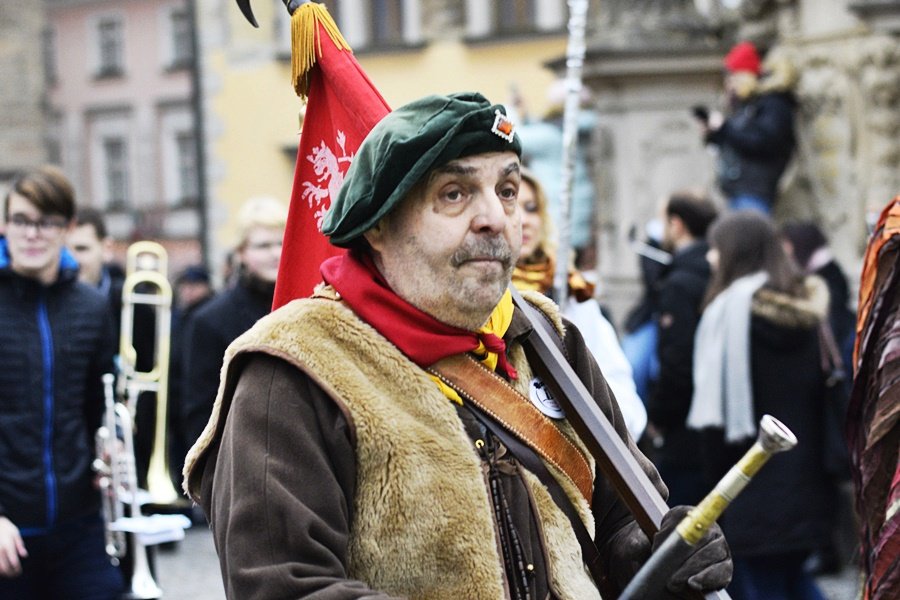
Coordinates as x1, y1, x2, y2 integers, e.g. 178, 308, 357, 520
366, 151, 522, 331
5, 193, 72, 285
238, 225, 284, 283
662, 214, 677, 252
67, 223, 107, 286
176, 280, 212, 309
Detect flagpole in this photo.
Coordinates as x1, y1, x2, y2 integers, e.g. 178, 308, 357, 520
552, 0, 590, 306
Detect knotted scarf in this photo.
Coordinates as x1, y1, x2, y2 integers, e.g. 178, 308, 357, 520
320, 252, 517, 404
512, 254, 595, 302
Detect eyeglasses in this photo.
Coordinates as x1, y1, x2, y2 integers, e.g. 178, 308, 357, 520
7, 213, 69, 235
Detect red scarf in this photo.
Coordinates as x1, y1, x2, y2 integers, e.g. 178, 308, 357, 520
320, 252, 517, 379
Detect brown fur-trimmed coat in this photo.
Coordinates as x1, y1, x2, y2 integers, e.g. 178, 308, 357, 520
183, 288, 666, 599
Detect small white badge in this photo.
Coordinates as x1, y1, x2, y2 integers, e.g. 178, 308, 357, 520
528, 377, 564, 419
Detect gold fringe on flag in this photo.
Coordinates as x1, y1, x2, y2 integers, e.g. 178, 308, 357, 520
290, 2, 352, 99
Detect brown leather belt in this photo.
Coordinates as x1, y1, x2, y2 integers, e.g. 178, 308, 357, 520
430, 354, 593, 503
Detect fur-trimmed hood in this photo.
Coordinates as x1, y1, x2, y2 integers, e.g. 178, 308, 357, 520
752, 275, 829, 329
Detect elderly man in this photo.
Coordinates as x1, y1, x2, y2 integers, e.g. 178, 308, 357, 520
184, 93, 731, 599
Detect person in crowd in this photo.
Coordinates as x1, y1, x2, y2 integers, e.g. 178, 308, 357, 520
700, 41, 797, 214
780, 220, 855, 366
512, 79, 598, 263
68, 208, 126, 335
168, 265, 214, 489
0, 166, 123, 598
174, 264, 214, 316
512, 167, 647, 441
68, 207, 159, 487
183, 92, 732, 599
620, 217, 669, 404
847, 194, 900, 600
781, 220, 856, 576
181, 197, 286, 449
687, 210, 832, 600
646, 190, 719, 506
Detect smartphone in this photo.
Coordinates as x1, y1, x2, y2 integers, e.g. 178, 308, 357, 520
691, 105, 710, 123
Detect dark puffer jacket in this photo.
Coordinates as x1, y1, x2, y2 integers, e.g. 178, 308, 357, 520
181, 275, 273, 448
0, 239, 115, 533
706, 91, 796, 203
648, 241, 711, 470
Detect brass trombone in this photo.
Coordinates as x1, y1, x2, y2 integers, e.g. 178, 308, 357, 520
118, 241, 180, 506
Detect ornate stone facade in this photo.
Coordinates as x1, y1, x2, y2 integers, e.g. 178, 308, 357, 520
0, 2, 48, 181
575, 0, 899, 319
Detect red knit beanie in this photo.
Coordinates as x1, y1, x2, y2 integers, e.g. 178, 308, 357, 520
724, 41, 761, 75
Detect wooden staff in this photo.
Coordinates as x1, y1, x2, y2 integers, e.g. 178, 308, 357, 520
511, 286, 732, 600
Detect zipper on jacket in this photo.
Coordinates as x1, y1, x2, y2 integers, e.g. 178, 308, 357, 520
36, 295, 58, 527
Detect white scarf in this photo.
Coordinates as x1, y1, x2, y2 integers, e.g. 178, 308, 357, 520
687, 271, 768, 442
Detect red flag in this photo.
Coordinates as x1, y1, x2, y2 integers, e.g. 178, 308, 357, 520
273, 4, 390, 309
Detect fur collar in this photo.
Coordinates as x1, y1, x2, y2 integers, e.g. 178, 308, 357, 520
751, 275, 829, 328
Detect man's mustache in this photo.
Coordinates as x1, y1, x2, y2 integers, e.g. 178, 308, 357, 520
450, 237, 513, 268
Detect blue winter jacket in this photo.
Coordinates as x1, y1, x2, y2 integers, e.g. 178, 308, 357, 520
0, 238, 115, 534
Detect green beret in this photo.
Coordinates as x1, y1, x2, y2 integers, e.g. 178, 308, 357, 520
322, 92, 522, 247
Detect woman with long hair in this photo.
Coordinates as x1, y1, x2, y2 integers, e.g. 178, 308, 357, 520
687, 211, 831, 600
512, 168, 647, 441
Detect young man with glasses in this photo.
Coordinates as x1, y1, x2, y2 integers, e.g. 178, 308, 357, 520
0, 166, 123, 598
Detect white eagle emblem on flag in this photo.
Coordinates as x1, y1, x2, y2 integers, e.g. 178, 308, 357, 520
301, 130, 355, 230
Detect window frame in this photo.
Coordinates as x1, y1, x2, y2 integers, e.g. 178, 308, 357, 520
93, 13, 126, 79
165, 5, 193, 71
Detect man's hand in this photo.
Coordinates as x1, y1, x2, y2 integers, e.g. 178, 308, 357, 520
0, 517, 27, 578
654, 505, 732, 595
604, 505, 732, 598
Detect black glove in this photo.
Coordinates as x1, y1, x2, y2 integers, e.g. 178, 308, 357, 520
601, 518, 652, 592
602, 506, 732, 598
654, 505, 733, 596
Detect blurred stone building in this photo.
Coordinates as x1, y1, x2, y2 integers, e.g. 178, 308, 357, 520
0, 2, 48, 185
193, 0, 896, 315
574, 0, 899, 320
0, 1, 895, 306
43, 0, 206, 273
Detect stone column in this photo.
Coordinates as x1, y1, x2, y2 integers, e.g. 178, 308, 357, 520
580, 47, 725, 324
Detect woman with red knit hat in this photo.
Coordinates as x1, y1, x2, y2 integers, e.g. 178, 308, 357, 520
699, 41, 798, 214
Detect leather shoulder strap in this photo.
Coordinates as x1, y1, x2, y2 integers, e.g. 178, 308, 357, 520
430, 354, 593, 503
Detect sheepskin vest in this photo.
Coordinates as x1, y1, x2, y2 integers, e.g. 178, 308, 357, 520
188, 287, 601, 600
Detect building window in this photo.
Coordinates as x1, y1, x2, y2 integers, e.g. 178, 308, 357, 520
276, 0, 343, 56
465, 0, 563, 39
103, 137, 129, 209
371, 0, 404, 46
495, 0, 535, 35
175, 132, 199, 205
321, 0, 341, 23
323, 0, 421, 51
97, 17, 124, 77
43, 28, 57, 84
169, 8, 193, 69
